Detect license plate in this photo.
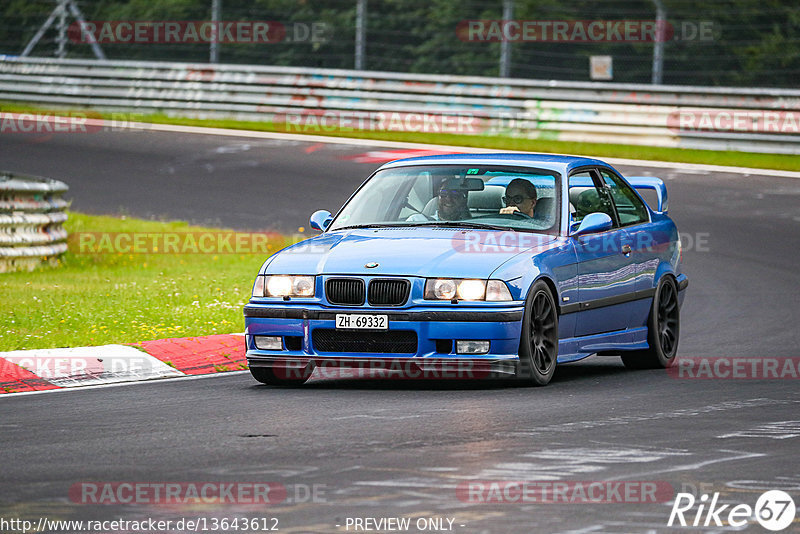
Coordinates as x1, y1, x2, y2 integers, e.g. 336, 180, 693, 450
335, 314, 388, 330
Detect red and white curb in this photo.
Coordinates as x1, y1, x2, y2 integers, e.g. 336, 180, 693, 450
0, 333, 246, 395
342, 148, 458, 164
126, 121, 800, 178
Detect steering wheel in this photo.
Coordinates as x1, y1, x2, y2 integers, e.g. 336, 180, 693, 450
507, 210, 533, 219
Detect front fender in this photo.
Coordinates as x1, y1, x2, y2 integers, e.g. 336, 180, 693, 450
489, 237, 579, 339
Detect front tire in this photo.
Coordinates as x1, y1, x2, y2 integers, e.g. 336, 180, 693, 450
621, 276, 680, 369
250, 365, 311, 386
517, 280, 559, 386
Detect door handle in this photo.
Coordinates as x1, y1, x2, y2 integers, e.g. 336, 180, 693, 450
621, 244, 632, 254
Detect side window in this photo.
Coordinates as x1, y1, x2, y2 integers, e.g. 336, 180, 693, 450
568, 171, 617, 226
599, 170, 649, 226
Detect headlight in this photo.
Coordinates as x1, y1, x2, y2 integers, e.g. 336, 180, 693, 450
457, 279, 486, 300
424, 279, 512, 301
252, 275, 316, 297
431, 279, 457, 300
292, 276, 315, 296
267, 276, 292, 297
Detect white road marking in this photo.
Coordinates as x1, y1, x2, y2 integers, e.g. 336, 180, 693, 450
717, 420, 800, 440
604, 449, 766, 481
530, 447, 691, 464
501, 399, 800, 436
727, 476, 800, 491
334, 414, 423, 420
474, 447, 691, 481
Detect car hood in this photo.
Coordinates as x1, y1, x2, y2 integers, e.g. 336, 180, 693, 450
264, 227, 559, 279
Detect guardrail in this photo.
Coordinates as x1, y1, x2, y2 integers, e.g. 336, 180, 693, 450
1, 56, 800, 154
0, 171, 69, 273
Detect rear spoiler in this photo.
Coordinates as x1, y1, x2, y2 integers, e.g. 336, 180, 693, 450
627, 176, 668, 214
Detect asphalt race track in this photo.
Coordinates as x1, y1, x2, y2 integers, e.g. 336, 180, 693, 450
1, 129, 799, 533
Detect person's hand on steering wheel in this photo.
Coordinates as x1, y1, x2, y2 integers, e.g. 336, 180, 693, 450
500, 206, 532, 218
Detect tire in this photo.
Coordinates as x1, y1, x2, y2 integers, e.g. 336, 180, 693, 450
621, 276, 680, 370
517, 280, 559, 386
250, 365, 311, 386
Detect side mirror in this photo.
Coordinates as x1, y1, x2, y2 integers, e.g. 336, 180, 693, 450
571, 212, 613, 237
309, 210, 333, 232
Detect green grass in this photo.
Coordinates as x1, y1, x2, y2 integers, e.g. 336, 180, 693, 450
3, 100, 799, 172
0, 212, 293, 351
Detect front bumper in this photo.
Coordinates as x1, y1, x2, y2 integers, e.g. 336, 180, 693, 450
244, 304, 524, 377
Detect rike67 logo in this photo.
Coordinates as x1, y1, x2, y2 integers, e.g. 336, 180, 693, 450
668, 490, 795, 531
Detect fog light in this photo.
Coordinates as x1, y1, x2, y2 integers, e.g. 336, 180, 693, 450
456, 340, 490, 354
254, 336, 283, 350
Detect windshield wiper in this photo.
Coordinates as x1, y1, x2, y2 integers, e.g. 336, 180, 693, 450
331, 223, 410, 231
334, 221, 529, 232
407, 221, 511, 231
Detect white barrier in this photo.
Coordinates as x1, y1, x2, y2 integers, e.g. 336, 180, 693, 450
1, 56, 800, 154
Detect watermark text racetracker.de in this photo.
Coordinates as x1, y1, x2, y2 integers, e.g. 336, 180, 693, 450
267, 229, 710, 256
668, 356, 800, 380
68, 481, 325, 505
449, 230, 709, 254
271, 110, 483, 135
268, 358, 497, 380
70, 231, 286, 255
457, 480, 674, 504
0, 353, 150, 379
69, 21, 330, 44
457, 19, 716, 42
0, 112, 145, 135
668, 109, 800, 135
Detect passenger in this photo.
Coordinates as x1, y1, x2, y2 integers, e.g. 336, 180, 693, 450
500, 178, 537, 217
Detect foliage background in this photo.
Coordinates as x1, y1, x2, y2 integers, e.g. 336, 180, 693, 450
1, 0, 798, 87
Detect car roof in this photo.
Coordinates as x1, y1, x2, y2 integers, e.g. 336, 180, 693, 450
378, 153, 610, 175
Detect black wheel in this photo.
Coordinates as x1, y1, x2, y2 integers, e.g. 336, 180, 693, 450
517, 280, 559, 386
621, 276, 680, 369
250, 365, 311, 386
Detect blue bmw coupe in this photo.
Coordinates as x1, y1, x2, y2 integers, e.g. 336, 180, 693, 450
244, 154, 687, 386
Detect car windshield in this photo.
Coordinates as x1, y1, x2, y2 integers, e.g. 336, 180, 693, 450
328, 164, 561, 234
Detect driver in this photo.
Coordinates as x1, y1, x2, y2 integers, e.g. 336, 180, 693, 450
405, 181, 472, 222
499, 178, 537, 217
436, 183, 471, 220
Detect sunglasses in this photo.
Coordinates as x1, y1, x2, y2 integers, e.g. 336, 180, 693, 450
503, 195, 536, 204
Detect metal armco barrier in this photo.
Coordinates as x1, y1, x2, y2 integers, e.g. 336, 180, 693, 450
1, 56, 800, 154
0, 171, 69, 273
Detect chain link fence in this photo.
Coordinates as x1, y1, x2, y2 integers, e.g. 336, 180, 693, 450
1, 0, 798, 88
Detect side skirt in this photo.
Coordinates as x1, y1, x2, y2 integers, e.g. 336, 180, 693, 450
557, 327, 649, 363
